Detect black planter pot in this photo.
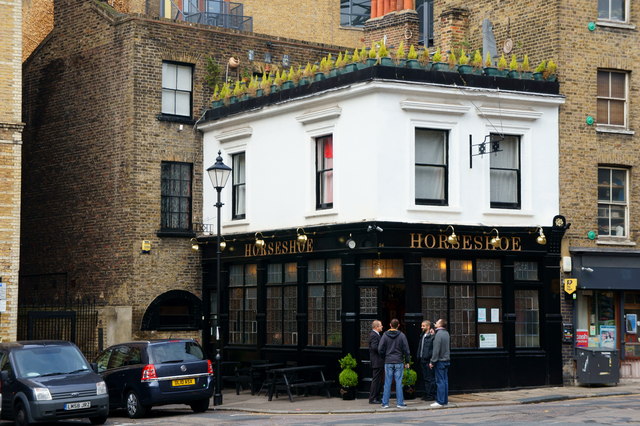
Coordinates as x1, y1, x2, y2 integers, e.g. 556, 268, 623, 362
403, 385, 416, 400
340, 387, 356, 400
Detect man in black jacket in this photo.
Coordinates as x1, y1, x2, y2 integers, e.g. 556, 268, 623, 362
378, 318, 410, 408
368, 320, 384, 404
417, 320, 435, 401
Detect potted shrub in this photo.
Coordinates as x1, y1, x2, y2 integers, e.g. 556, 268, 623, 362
343, 50, 357, 73
470, 49, 483, 75
395, 41, 406, 66
483, 52, 498, 76
402, 362, 418, 400
544, 59, 557, 81
271, 70, 284, 93
508, 54, 520, 78
211, 85, 223, 108
431, 48, 448, 71
533, 60, 546, 80
338, 353, 358, 400
457, 49, 473, 74
220, 82, 231, 105
281, 67, 295, 90
521, 55, 532, 79
496, 53, 509, 77
419, 48, 431, 70
406, 45, 420, 69
447, 50, 457, 71
259, 71, 272, 95
245, 76, 259, 98
351, 47, 365, 70
378, 42, 393, 66
366, 43, 378, 66
300, 63, 314, 85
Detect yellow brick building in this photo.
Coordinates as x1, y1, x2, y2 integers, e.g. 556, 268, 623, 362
0, 0, 23, 341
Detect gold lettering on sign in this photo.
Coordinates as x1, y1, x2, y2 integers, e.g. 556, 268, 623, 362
243, 239, 314, 257
408, 233, 522, 251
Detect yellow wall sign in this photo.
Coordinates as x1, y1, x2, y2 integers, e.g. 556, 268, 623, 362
563, 278, 578, 294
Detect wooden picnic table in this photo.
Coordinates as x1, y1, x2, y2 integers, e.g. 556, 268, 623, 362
266, 365, 334, 402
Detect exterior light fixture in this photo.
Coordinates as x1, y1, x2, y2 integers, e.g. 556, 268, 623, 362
219, 237, 227, 251
489, 228, 501, 249
374, 258, 383, 277
296, 228, 308, 243
205, 150, 232, 407
190, 238, 199, 251
445, 225, 458, 245
536, 227, 547, 245
346, 234, 356, 249
255, 232, 265, 248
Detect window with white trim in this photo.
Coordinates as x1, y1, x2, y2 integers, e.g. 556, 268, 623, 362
598, 0, 627, 22
162, 61, 193, 117
316, 135, 333, 210
415, 128, 448, 205
597, 70, 627, 127
598, 166, 629, 237
232, 152, 246, 220
490, 134, 521, 209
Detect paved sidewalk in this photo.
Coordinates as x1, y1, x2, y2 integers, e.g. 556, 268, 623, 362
213, 379, 640, 414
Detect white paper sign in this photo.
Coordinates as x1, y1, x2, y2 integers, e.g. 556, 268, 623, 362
491, 308, 500, 323
479, 333, 497, 348
477, 308, 487, 322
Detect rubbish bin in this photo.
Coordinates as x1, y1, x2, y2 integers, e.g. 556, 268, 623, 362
576, 347, 619, 385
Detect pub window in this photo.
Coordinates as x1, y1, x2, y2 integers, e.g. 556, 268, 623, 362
598, 166, 628, 238
359, 287, 378, 348
228, 264, 257, 345
415, 128, 448, 205
307, 259, 342, 347
161, 61, 193, 117
316, 135, 333, 210
421, 258, 503, 349
160, 162, 192, 231
266, 263, 298, 345
514, 261, 539, 281
359, 259, 404, 279
597, 70, 628, 127
232, 152, 246, 220
515, 289, 540, 347
490, 134, 521, 209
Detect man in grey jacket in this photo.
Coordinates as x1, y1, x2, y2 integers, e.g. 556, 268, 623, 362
378, 318, 410, 408
429, 318, 450, 407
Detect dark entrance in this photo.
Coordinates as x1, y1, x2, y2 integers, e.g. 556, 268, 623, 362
381, 283, 406, 330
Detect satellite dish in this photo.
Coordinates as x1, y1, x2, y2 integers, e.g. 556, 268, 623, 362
503, 38, 513, 54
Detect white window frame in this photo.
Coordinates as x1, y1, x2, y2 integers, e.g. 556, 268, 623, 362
597, 0, 630, 23
414, 128, 448, 206
597, 166, 629, 239
489, 134, 521, 210
596, 70, 629, 130
231, 152, 246, 220
162, 61, 193, 117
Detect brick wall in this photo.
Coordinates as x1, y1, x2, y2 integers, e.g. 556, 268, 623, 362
363, 10, 420, 50
0, 0, 23, 342
22, 0, 344, 345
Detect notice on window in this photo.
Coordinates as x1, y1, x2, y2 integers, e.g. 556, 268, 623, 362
491, 308, 500, 323
600, 325, 616, 349
479, 333, 497, 348
478, 308, 487, 322
576, 329, 588, 347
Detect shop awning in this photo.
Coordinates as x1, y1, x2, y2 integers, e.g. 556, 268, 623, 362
570, 247, 640, 290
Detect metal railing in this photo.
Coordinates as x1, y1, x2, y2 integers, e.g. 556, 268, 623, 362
167, 0, 253, 32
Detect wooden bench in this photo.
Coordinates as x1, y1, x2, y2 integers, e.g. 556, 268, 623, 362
266, 365, 334, 402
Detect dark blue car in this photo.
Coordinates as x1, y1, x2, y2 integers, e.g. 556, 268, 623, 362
94, 339, 213, 418
0, 340, 109, 425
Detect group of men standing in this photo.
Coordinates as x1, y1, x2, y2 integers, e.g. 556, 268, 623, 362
368, 318, 450, 408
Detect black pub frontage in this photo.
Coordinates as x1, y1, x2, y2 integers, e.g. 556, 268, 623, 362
200, 218, 568, 393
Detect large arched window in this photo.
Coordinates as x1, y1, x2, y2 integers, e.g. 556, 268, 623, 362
141, 290, 202, 331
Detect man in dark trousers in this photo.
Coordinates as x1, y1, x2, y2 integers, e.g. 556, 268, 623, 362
378, 318, 410, 409
429, 318, 451, 407
417, 320, 435, 401
368, 320, 384, 404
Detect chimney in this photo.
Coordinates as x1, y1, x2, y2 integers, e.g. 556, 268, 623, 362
364, 2, 419, 49
438, 7, 470, 54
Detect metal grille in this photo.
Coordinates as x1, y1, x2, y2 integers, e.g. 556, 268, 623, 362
17, 297, 99, 360
52, 389, 96, 400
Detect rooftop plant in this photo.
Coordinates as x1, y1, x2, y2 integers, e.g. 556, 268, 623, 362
395, 41, 406, 60
432, 48, 443, 63
522, 55, 531, 72
471, 50, 483, 68
497, 54, 508, 70
509, 54, 518, 71
407, 45, 418, 60
485, 52, 493, 67
458, 49, 469, 65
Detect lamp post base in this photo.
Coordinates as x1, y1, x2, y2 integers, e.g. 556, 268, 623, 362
214, 349, 223, 406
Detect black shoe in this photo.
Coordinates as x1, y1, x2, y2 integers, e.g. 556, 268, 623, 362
369, 399, 381, 404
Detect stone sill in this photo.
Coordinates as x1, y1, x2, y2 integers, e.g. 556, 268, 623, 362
596, 126, 634, 135
596, 238, 636, 246
596, 20, 636, 30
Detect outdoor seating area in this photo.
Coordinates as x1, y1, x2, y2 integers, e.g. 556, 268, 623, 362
220, 360, 333, 402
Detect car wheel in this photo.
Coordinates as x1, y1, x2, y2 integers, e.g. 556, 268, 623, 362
190, 398, 210, 413
14, 401, 29, 426
125, 390, 148, 419
89, 414, 108, 425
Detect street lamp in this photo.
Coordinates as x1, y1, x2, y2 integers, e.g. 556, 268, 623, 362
206, 150, 232, 406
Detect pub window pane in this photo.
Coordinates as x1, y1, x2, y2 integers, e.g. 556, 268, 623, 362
477, 259, 501, 283
422, 284, 447, 325
267, 264, 282, 284
450, 285, 476, 348
514, 261, 538, 281
308, 259, 324, 283
227, 264, 258, 345
421, 257, 447, 282
307, 259, 342, 347
360, 259, 404, 279
359, 287, 378, 315
450, 260, 473, 282
515, 289, 540, 347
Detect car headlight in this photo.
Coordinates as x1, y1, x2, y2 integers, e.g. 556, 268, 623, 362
34, 387, 52, 401
96, 381, 107, 395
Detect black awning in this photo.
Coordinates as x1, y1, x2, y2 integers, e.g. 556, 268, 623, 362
571, 248, 640, 290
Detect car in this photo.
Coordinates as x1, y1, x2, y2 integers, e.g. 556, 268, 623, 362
94, 338, 214, 418
0, 340, 109, 425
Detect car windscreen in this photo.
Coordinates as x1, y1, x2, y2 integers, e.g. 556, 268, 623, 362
148, 341, 204, 364
13, 345, 91, 378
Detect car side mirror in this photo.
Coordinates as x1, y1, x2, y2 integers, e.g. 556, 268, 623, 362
0, 370, 10, 382
90, 363, 99, 373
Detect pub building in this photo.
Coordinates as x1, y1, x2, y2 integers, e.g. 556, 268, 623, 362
197, 65, 566, 392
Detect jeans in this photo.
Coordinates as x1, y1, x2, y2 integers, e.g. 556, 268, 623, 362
381, 363, 405, 406
434, 361, 450, 405
420, 359, 435, 398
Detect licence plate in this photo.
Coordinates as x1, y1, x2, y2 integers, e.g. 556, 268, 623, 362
172, 378, 196, 386
64, 401, 91, 410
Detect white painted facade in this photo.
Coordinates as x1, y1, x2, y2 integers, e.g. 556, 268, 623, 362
199, 79, 564, 234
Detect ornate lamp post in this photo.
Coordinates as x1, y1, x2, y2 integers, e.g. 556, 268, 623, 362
206, 150, 232, 406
